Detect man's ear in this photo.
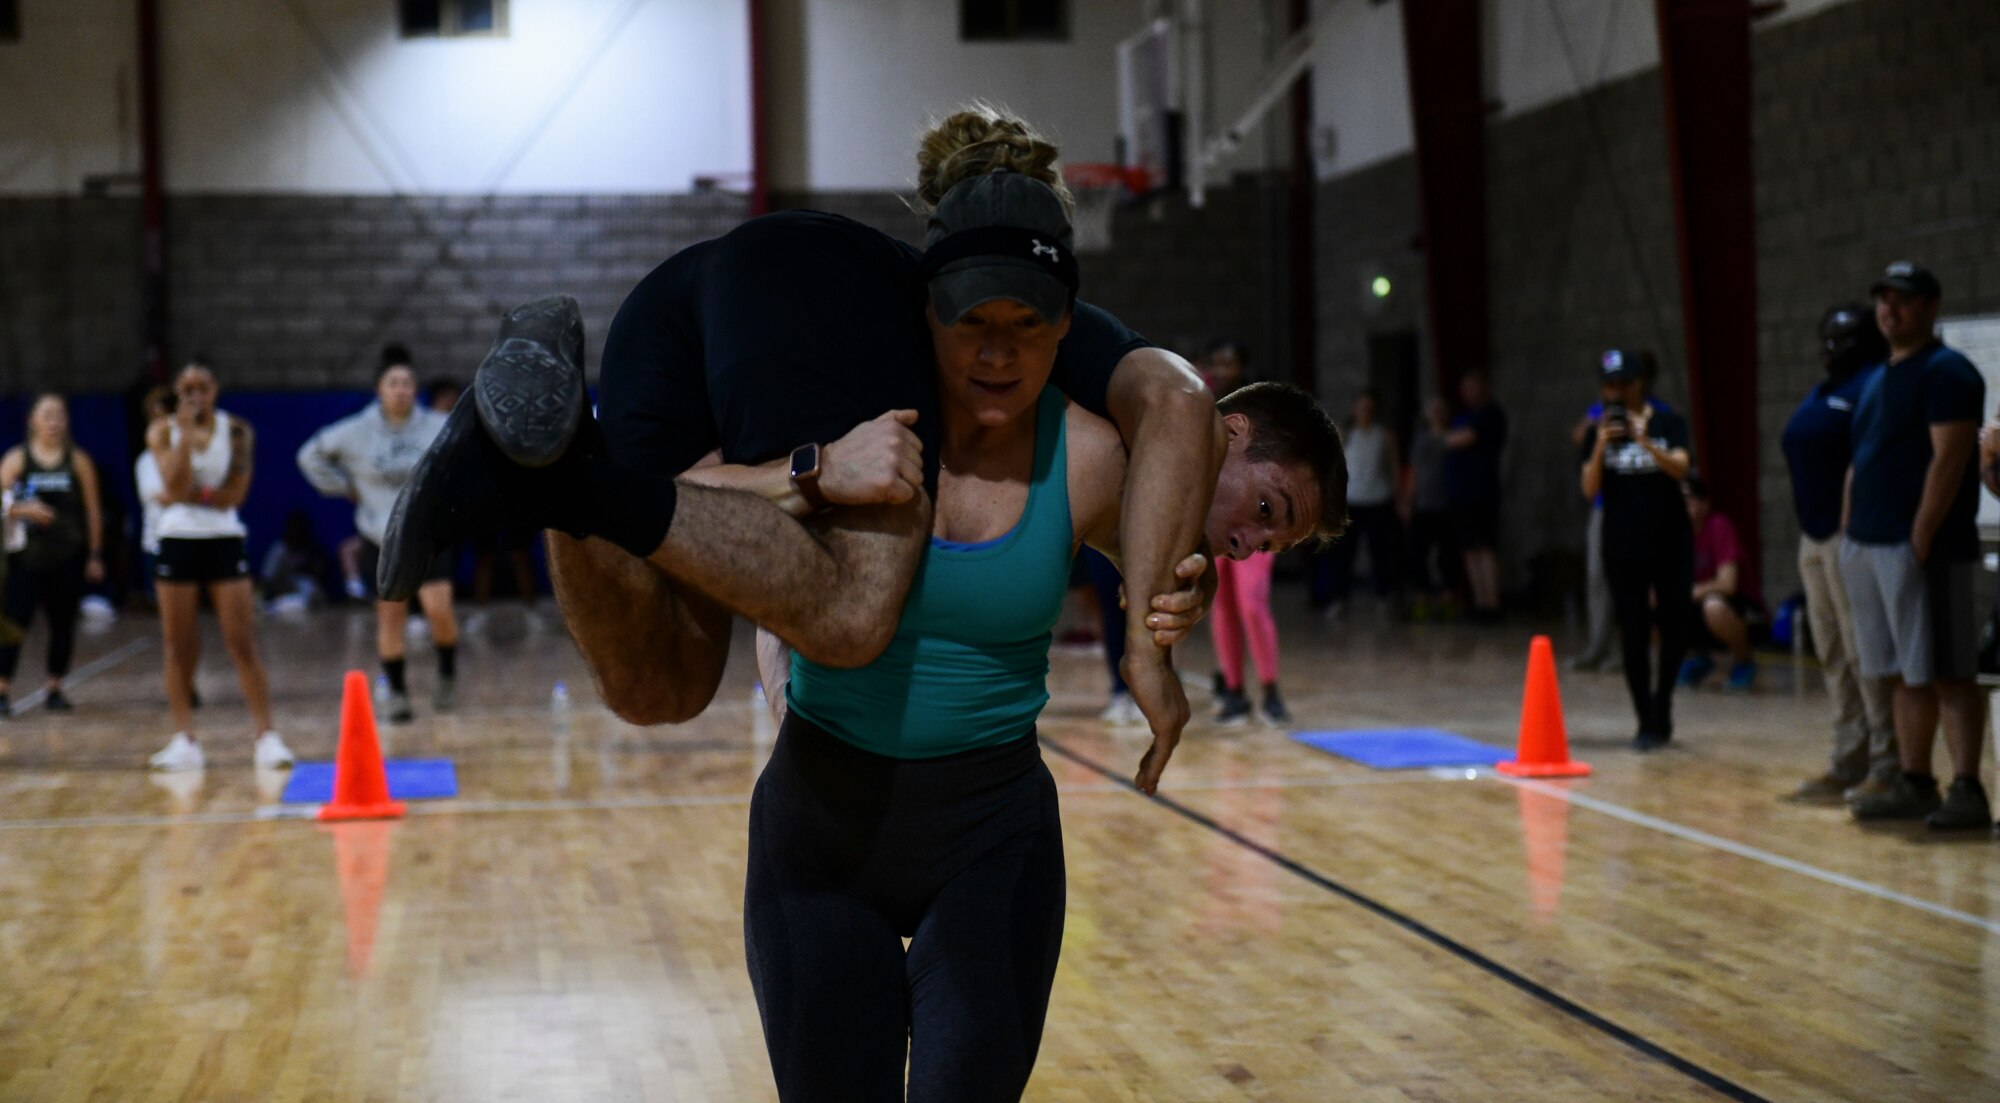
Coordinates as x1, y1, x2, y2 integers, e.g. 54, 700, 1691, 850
1221, 411, 1251, 445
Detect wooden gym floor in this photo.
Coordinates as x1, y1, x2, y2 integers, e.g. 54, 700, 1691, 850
1, 593, 1996, 1101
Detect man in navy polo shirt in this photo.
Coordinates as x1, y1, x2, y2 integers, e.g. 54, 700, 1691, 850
1840, 262, 1989, 828
1782, 304, 1895, 803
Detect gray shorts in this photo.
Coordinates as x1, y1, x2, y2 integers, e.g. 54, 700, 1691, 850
1837, 538, 1978, 686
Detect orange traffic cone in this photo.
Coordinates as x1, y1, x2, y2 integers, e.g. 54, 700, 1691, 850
318, 670, 407, 821
1496, 635, 1591, 778
323, 819, 395, 977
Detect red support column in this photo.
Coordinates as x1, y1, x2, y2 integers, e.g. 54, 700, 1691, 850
1655, 0, 1762, 590
1401, 0, 1492, 401
137, 0, 168, 382
1287, 0, 1316, 392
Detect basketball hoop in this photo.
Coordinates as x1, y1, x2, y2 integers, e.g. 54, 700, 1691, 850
1063, 162, 1148, 254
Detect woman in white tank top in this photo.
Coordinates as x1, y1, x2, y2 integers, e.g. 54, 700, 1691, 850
1316, 389, 1405, 614
143, 363, 293, 772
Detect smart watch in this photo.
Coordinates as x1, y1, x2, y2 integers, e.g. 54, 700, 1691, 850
790, 443, 829, 512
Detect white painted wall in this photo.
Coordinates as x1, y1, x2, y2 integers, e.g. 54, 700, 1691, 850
0, 0, 752, 195
767, 0, 1155, 192
0, 0, 1876, 197
1306, 0, 1413, 179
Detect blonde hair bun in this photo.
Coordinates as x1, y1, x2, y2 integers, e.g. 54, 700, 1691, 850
914, 102, 1074, 218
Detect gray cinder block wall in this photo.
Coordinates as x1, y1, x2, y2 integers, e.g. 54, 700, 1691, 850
1316, 0, 2000, 603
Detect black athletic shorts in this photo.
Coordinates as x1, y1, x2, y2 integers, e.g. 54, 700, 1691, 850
155, 536, 250, 584
596, 211, 1147, 492
358, 538, 453, 591
1450, 503, 1501, 550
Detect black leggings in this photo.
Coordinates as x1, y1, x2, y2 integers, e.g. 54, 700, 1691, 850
745, 715, 1066, 1103
1605, 546, 1694, 735
0, 552, 85, 683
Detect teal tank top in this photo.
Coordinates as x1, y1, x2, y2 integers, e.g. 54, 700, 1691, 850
787, 388, 1072, 758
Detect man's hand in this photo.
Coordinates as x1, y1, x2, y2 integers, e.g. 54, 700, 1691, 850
820, 410, 923, 506
1122, 652, 1188, 795
9, 500, 56, 527
1125, 552, 1210, 648
1626, 405, 1651, 441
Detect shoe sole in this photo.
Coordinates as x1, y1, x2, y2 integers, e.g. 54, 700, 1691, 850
378, 400, 483, 602
473, 296, 586, 469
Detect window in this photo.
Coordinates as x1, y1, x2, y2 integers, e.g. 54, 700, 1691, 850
0, 0, 20, 43
400, 0, 506, 39
960, 0, 1066, 42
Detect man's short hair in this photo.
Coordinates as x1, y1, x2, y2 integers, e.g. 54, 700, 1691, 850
1217, 381, 1349, 546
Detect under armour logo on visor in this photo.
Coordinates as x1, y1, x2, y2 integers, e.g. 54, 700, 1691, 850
1032, 240, 1059, 262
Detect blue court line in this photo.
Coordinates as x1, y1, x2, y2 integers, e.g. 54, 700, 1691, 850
1039, 736, 1773, 1103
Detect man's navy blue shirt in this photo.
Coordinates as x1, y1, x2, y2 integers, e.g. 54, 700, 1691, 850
1780, 367, 1879, 541
1848, 340, 1984, 559
1445, 403, 1507, 506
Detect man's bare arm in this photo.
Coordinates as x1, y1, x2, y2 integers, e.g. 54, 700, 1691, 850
1104, 347, 1223, 648
1911, 421, 1975, 562
1101, 346, 1224, 794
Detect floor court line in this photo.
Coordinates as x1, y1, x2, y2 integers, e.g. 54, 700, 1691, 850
1494, 773, 2000, 935
7, 637, 152, 711
1040, 735, 1774, 1103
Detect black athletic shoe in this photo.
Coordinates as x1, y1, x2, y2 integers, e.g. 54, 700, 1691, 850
0, 694, 10, 719
44, 690, 72, 712
1633, 730, 1671, 753
473, 295, 588, 468
380, 300, 591, 601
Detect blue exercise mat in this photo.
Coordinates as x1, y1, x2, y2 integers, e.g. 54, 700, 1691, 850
1291, 728, 1509, 770
280, 758, 459, 804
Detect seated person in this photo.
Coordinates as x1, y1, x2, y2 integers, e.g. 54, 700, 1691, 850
1680, 476, 1758, 691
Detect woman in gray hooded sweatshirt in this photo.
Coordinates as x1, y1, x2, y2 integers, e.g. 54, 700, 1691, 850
298, 346, 458, 722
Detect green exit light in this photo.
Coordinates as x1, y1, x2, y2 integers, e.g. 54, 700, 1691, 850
1370, 276, 1392, 299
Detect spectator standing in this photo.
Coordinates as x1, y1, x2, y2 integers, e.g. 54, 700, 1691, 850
1403, 397, 1456, 620
1782, 304, 1896, 802
1569, 352, 1672, 671
1318, 389, 1401, 619
1842, 263, 1988, 828
0, 395, 106, 716
1579, 350, 1694, 749
1445, 372, 1506, 622
1679, 478, 1758, 691
1200, 339, 1287, 725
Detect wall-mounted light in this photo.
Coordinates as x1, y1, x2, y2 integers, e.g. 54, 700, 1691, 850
1370, 275, 1392, 299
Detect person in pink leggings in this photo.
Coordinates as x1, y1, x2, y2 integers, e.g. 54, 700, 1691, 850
1201, 337, 1289, 726
1210, 549, 1285, 724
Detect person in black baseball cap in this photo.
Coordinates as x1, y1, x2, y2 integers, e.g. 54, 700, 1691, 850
1580, 346, 1695, 749
1870, 260, 1941, 300
1846, 258, 1993, 828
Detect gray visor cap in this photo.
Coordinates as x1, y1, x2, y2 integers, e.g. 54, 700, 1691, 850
926, 171, 1076, 325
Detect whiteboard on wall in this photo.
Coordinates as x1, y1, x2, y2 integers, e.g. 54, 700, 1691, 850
1937, 312, 2000, 529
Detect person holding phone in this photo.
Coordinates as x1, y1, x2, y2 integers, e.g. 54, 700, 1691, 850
1580, 349, 1694, 750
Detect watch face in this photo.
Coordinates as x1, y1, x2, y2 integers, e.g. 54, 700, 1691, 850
791, 443, 818, 479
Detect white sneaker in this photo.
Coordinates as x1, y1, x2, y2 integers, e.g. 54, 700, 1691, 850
254, 730, 296, 769
344, 576, 368, 601
149, 733, 205, 772
1097, 693, 1145, 727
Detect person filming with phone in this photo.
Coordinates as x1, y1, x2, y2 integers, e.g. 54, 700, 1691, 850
1580, 349, 1694, 750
